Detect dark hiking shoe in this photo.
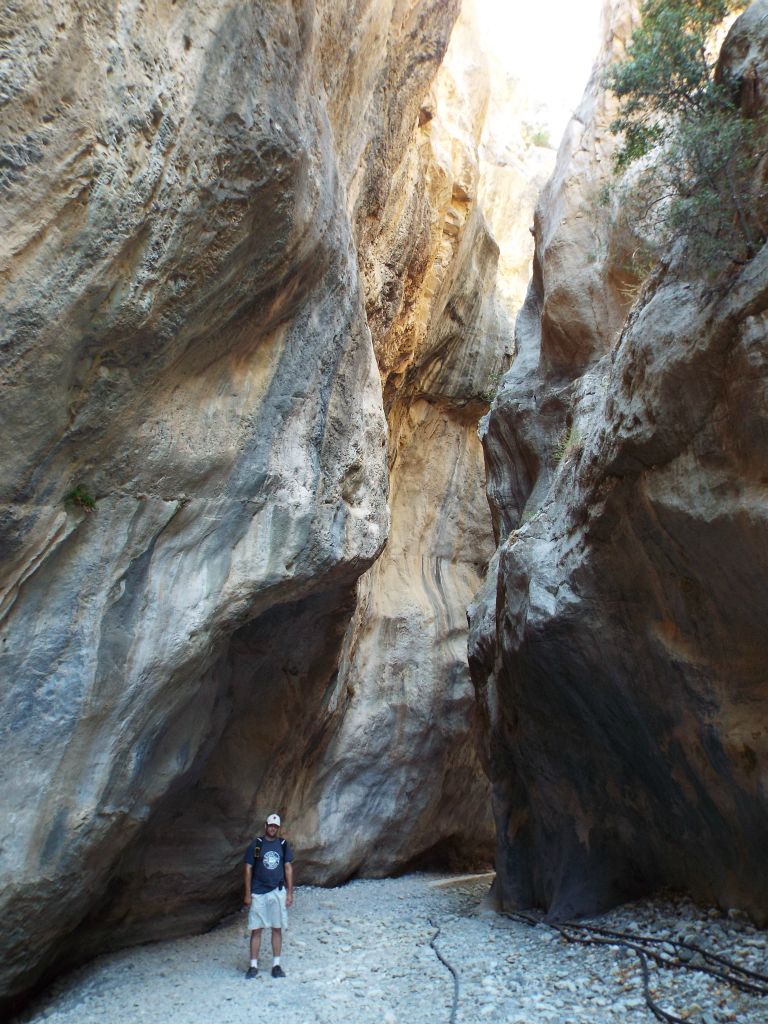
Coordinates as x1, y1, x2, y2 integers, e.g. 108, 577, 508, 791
271, 965, 286, 978
245, 966, 258, 979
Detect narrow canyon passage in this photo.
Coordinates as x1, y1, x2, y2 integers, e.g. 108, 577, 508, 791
17, 875, 768, 1024
2, 0, 768, 1016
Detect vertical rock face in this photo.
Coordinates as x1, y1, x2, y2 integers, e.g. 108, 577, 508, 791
470, 0, 768, 923
284, 3, 558, 881
0, 0, 450, 1006
288, 7, 506, 880
1, 0, 549, 1010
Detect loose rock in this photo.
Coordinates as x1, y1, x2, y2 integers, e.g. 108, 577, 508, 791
16, 876, 768, 1024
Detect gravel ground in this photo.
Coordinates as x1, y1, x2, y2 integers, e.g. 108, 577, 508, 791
17, 874, 768, 1024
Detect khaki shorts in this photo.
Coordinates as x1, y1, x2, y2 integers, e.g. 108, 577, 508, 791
248, 887, 288, 931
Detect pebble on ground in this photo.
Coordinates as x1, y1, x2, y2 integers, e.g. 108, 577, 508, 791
16, 875, 768, 1024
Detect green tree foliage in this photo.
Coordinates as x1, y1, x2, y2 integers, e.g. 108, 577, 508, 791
606, 0, 767, 268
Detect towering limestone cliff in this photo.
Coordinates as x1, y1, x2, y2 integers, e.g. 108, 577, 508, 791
10, 0, 766, 1011
0, 0, 550, 1009
282, 6, 555, 883
470, 0, 768, 923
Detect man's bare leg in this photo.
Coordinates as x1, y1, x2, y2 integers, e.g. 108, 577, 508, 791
250, 928, 262, 962
271, 927, 285, 977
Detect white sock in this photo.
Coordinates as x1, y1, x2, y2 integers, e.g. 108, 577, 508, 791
273, 956, 281, 966
250, 959, 258, 968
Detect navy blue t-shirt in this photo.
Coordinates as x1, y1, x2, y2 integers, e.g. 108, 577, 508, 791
244, 837, 294, 895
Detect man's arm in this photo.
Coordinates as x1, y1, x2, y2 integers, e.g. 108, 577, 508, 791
243, 863, 252, 905
284, 862, 294, 908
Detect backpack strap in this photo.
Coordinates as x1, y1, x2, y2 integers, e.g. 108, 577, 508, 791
253, 836, 286, 863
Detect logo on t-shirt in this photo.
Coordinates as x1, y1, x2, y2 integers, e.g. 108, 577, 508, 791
263, 850, 280, 870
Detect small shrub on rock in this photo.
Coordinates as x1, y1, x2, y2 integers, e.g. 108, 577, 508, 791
65, 485, 97, 512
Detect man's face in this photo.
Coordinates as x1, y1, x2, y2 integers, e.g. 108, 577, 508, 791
265, 822, 279, 837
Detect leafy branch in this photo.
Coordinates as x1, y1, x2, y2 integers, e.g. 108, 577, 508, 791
606, 0, 767, 270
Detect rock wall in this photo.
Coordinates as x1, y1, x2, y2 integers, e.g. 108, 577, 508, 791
0, 0, 550, 1010
0, 0, 448, 1007
101, 3, 513, 923
470, 0, 768, 923
285, 6, 519, 883
281, 3, 558, 883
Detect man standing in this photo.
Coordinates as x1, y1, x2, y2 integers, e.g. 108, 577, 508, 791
243, 813, 294, 979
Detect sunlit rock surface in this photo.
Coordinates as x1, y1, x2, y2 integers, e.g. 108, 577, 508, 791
0, 0, 454, 1007
284, 4, 558, 882
469, 0, 768, 923
0, 0, 552, 1010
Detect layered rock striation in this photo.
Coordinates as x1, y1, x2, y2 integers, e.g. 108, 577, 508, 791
284, 3, 559, 883
470, 0, 768, 923
0, 0, 548, 1010
101, 3, 517, 919
0, 0, 449, 1007
286, 6, 523, 883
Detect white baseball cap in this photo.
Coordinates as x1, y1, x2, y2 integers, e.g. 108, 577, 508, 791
266, 813, 281, 826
